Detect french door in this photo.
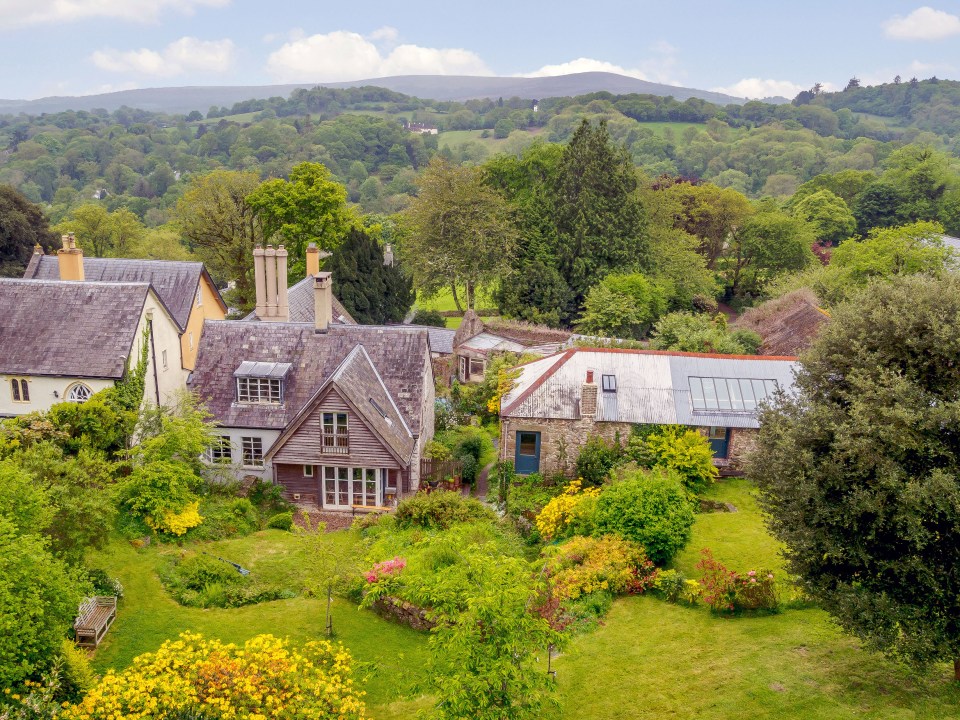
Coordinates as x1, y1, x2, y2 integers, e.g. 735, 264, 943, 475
323, 466, 381, 508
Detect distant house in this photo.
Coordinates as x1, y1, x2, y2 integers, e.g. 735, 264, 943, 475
23, 238, 227, 370
499, 348, 797, 476
407, 122, 439, 135
734, 289, 830, 357
453, 310, 574, 383
190, 244, 435, 510
0, 271, 184, 417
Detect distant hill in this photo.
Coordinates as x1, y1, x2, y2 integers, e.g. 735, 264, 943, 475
0, 72, 749, 116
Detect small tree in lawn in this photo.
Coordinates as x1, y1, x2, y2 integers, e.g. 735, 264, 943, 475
750, 274, 960, 678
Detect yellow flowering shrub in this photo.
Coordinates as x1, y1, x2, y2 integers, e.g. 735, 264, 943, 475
542, 535, 655, 601
63, 632, 366, 720
148, 500, 203, 536
535, 480, 600, 540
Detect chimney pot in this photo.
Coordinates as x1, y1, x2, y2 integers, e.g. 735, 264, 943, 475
253, 244, 267, 319
586, 370, 594, 383
275, 244, 289, 322
314, 271, 333, 332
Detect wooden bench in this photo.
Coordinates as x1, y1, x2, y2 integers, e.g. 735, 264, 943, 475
74, 596, 117, 648
351, 504, 393, 516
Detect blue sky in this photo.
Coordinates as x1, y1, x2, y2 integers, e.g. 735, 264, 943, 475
1, 1, 959, 100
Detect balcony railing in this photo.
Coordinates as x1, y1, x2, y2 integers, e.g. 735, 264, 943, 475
321, 432, 349, 454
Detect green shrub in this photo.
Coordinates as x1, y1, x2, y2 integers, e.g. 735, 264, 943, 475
456, 435, 484, 462
172, 554, 242, 592
247, 478, 289, 515
412, 309, 447, 327
58, 638, 96, 701
395, 490, 495, 530
86, 568, 123, 598
575, 435, 621, 486
118, 460, 201, 535
267, 511, 294, 530
592, 469, 695, 565
458, 453, 479, 484
643, 426, 718, 495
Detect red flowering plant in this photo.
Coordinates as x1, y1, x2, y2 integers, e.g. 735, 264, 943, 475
362, 556, 407, 605
696, 548, 777, 614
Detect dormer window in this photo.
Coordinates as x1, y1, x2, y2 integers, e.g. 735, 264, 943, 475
233, 361, 291, 405
601, 374, 617, 393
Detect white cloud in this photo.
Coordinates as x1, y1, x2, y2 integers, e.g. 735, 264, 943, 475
883, 6, 960, 40
711, 78, 807, 99
368, 26, 399, 44
522, 43, 682, 85
91, 37, 235, 77
0, 0, 230, 28
265, 30, 490, 82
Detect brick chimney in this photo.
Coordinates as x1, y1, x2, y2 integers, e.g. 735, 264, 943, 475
253, 243, 289, 322
314, 271, 333, 332
581, 370, 598, 419
57, 233, 84, 281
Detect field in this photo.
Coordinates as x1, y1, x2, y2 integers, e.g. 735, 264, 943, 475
87, 479, 960, 719
414, 286, 499, 328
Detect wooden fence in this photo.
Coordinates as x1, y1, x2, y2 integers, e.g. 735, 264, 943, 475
420, 458, 463, 486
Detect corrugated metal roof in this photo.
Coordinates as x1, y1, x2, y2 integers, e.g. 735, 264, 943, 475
502, 348, 797, 429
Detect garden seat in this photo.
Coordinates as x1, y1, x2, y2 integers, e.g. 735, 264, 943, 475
74, 596, 117, 648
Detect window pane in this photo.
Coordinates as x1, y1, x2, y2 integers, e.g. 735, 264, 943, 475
751, 380, 768, 405
689, 378, 705, 410
336, 413, 348, 428
740, 379, 757, 410
518, 432, 537, 456
701, 378, 719, 410
764, 379, 779, 398
11, 379, 19, 402
728, 378, 744, 410
714, 378, 731, 410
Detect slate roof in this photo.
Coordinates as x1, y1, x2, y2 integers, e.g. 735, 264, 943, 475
267, 345, 415, 462
242, 276, 356, 325
501, 348, 797, 429
188, 321, 430, 433
23, 255, 224, 331
0, 279, 149, 378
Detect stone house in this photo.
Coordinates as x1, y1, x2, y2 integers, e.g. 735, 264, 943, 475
499, 348, 797, 476
0, 275, 184, 417
23, 236, 227, 371
189, 244, 435, 510
453, 310, 574, 383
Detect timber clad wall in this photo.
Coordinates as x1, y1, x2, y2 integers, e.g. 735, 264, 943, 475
275, 464, 319, 504
271, 388, 404, 469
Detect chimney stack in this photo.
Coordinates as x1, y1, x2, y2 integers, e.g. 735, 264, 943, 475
253, 244, 267, 318
253, 244, 289, 322
275, 245, 289, 322
383, 243, 394, 267
306, 242, 320, 277
581, 370, 598, 420
314, 272, 333, 332
57, 233, 84, 281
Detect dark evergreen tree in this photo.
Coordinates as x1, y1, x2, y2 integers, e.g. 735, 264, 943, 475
551, 119, 650, 320
329, 228, 413, 324
0, 184, 59, 277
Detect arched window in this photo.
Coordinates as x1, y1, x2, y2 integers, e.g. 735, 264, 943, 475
66, 383, 92, 403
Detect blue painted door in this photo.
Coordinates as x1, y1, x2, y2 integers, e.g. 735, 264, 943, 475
707, 427, 730, 458
515, 431, 541, 474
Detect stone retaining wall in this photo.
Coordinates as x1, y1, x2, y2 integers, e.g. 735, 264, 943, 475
372, 596, 435, 631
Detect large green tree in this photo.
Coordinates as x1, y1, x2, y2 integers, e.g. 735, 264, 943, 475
576, 273, 667, 339
791, 189, 856, 245
0, 184, 58, 277
246, 162, 356, 278
328, 227, 413, 324
175, 170, 264, 312
749, 274, 960, 678
402, 157, 517, 310
722, 208, 815, 297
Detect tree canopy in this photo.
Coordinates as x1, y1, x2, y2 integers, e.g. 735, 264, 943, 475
0, 184, 58, 277
329, 227, 413, 324
750, 274, 960, 677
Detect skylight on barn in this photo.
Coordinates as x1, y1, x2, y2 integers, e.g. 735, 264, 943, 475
688, 377, 778, 412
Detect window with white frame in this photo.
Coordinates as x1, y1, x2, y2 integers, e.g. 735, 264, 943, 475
206, 435, 231, 463
458, 355, 468, 381
688, 377, 778, 412
236, 376, 282, 404
321, 412, 349, 453
240, 436, 264, 467
66, 383, 92, 403
303, 464, 314, 477
322, 466, 380, 508
10, 378, 29, 403
469, 358, 485, 377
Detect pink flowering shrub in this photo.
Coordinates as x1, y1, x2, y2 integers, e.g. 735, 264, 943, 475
696, 548, 777, 613
364, 557, 406, 583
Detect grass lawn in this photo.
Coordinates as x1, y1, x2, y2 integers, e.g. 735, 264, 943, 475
551, 478, 960, 719
88, 530, 429, 710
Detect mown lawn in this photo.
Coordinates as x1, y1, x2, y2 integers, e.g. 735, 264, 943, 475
551, 479, 960, 720
88, 530, 430, 709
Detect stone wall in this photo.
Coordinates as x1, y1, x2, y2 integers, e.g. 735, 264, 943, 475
371, 596, 435, 631
500, 417, 634, 477
501, 417, 759, 477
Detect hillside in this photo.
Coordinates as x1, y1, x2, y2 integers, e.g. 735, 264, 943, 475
0, 72, 749, 116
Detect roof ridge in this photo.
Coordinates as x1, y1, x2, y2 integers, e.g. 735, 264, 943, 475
567, 347, 798, 361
